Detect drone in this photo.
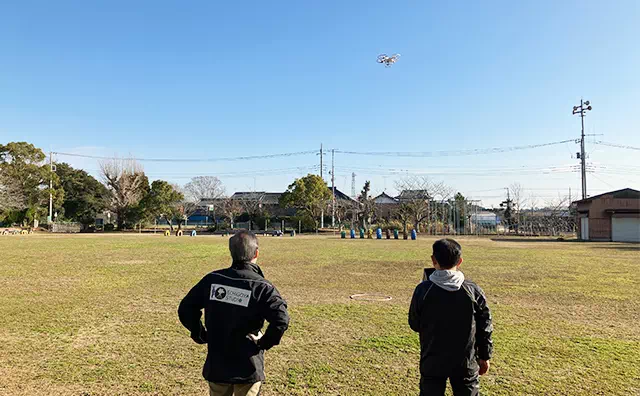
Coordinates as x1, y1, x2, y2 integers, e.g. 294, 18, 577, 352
377, 53, 400, 68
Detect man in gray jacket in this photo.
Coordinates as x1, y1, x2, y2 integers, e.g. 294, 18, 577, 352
409, 238, 493, 396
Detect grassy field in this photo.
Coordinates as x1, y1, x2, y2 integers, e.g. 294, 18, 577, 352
0, 234, 638, 396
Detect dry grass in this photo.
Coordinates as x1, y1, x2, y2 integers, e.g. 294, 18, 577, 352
0, 234, 638, 395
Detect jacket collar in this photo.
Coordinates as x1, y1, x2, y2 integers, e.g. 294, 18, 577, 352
231, 261, 265, 277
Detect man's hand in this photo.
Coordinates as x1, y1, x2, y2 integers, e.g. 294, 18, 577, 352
478, 359, 490, 375
247, 331, 263, 344
191, 325, 207, 344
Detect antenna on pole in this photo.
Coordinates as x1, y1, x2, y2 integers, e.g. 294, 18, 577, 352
351, 172, 357, 198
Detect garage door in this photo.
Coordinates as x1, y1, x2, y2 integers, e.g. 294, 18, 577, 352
612, 217, 640, 242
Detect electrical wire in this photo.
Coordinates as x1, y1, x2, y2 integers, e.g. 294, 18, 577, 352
53, 150, 318, 162
334, 139, 576, 157
593, 141, 640, 151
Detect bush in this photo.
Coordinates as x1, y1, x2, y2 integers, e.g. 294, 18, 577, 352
104, 224, 115, 232
376, 219, 405, 232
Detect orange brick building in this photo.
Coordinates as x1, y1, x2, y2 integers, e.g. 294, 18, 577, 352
574, 188, 640, 242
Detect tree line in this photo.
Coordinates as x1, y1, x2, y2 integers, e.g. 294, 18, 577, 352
2, 141, 571, 235
0, 142, 226, 230
0, 141, 469, 233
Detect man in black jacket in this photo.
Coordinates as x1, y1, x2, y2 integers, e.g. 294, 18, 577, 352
179, 230, 289, 396
409, 238, 493, 396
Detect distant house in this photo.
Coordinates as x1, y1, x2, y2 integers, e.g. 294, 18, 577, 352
187, 187, 359, 227
374, 192, 398, 204
374, 192, 399, 220
331, 187, 357, 203
574, 188, 640, 242
230, 192, 291, 217
231, 192, 282, 205
396, 190, 431, 202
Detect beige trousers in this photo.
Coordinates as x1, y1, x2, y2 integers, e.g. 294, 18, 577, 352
208, 382, 261, 396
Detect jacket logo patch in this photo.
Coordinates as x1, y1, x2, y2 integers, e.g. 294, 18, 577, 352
210, 284, 251, 307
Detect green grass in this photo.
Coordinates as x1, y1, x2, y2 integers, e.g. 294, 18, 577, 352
0, 234, 638, 395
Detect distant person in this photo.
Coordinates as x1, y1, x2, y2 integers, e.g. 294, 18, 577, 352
409, 238, 493, 396
179, 230, 290, 396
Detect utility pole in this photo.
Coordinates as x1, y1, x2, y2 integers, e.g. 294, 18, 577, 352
320, 143, 323, 179
331, 149, 335, 228
573, 100, 593, 199
320, 143, 324, 229
48, 151, 53, 224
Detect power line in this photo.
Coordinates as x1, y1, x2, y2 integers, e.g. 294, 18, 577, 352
82, 165, 320, 179
334, 139, 576, 157
334, 165, 583, 177
593, 141, 640, 151
53, 150, 317, 162
52, 139, 581, 163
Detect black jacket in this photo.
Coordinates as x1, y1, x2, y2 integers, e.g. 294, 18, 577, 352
409, 269, 493, 378
178, 262, 289, 384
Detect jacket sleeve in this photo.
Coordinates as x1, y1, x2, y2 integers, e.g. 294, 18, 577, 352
256, 285, 289, 350
473, 285, 493, 361
178, 278, 207, 344
408, 283, 425, 332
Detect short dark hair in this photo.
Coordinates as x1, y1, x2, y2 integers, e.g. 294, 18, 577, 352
229, 231, 259, 263
432, 238, 462, 269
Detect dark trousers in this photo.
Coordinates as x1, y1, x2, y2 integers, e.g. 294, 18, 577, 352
420, 375, 479, 396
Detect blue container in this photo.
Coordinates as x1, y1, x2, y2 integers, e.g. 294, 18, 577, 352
411, 229, 417, 240
376, 228, 382, 239
290, 230, 296, 237
360, 229, 365, 239
341, 230, 346, 239
393, 229, 399, 239
350, 229, 356, 239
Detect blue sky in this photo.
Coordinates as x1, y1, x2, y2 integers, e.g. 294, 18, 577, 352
1, 1, 638, 206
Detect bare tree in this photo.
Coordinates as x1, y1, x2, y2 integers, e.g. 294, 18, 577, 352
334, 198, 359, 229
176, 177, 225, 230
395, 176, 452, 233
522, 194, 574, 236
99, 158, 148, 229
220, 197, 243, 230
509, 183, 526, 234
0, 169, 25, 214
184, 177, 225, 205
235, 192, 266, 230
541, 195, 574, 236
